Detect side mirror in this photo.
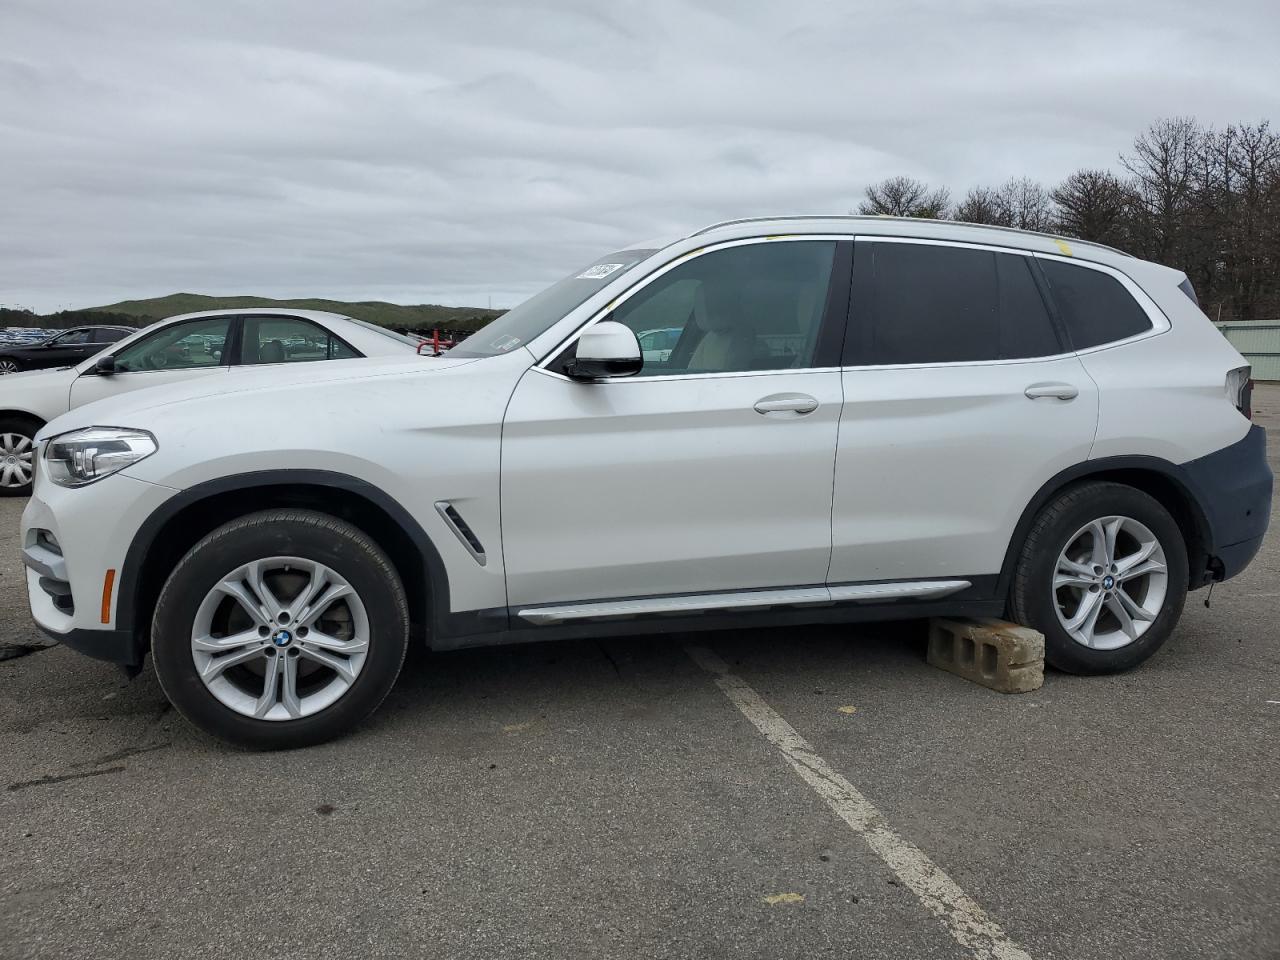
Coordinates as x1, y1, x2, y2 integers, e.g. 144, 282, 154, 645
564, 321, 642, 380
94, 355, 116, 376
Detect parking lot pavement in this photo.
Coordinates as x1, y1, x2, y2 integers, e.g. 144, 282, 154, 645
2, 387, 1278, 960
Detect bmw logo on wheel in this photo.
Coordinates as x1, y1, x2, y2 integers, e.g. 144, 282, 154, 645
272, 629, 293, 647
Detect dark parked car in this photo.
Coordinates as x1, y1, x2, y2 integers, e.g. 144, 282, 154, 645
0, 326, 136, 374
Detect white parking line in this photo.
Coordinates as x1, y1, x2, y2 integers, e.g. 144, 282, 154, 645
687, 645, 1033, 960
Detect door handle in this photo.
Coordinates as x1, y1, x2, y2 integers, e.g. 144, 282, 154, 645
1024, 382, 1079, 401
754, 393, 819, 416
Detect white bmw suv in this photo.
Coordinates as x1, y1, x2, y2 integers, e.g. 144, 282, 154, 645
21, 217, 1271, 748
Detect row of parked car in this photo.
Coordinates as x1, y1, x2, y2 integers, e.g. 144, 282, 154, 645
11, 215, 1272, 752
0, 312, 424, 497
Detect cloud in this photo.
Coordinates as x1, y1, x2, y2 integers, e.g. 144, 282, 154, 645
1, 0, 1277, 311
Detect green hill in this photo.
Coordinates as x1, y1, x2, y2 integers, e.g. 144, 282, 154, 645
90, 293, 503, 332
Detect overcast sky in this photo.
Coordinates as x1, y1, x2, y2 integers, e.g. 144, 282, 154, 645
2, 0, 1278, 313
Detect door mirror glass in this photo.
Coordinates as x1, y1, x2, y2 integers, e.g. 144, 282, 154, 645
94, 355, 116, 376
565, 321, 642, 380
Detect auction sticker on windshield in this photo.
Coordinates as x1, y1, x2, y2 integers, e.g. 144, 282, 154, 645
576, 263, 626, 279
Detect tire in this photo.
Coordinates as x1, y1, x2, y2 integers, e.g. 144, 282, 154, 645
152, 509, 410, 749
1009, 481, 1188, 674
0, 358, 21, 375
0, 415, 40, 497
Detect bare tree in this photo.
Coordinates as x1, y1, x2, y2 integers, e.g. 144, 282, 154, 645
857, 176, 951, 218
849, 117, 1280, 320
954, 178, 1054, 230
1121, 117, 1205, 263
1209, 122, 1280, 319
994, 177, 1056, 231
953, 186, 1004, 225
1051, 169, 1132, 245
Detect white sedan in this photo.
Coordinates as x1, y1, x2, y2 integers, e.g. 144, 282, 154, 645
0, 309, 423, 496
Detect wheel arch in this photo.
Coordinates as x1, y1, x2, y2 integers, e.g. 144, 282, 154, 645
998, 456, 1213, 600
0, 409, 47, 430
117, 470, 451, 662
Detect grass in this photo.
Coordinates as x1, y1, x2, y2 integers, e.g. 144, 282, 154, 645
90, 293, 503, 332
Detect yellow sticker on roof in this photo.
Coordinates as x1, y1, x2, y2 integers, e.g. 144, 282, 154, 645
1054, 239, 1073, 257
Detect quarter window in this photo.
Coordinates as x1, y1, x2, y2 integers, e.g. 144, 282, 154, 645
113, 316, 231, 372
848, 241, 1061, 365
604, 240, 837, 376
1038, 259, 1153, 350
239, 316, 361, 364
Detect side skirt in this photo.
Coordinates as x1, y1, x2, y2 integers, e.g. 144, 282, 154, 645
433, 577, 1001, 651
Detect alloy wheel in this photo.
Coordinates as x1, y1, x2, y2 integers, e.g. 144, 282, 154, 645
0, 433, 34, 489
1053, 515, 1169, 650
190, 556, 370, 721
0, 360, 18, 375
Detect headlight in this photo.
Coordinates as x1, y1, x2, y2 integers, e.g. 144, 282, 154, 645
43, 427, 158, 488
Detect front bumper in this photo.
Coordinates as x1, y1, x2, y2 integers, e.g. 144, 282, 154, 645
21, 471, 178, 665
1179, 424, 1273, 581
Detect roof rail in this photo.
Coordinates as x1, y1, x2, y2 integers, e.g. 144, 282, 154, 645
690, 215, 1132, 258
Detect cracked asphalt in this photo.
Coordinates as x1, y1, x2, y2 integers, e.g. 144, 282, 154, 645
1, 386, 1277, 960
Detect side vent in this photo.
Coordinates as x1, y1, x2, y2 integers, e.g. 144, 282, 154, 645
434, 501, 487, 566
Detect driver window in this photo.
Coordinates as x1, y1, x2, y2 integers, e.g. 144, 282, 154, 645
53, 330, 91, 345
113, 317, 231, 372
609, 240, 836, 376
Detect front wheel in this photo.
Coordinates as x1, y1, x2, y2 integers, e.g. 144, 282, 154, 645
1009, 482, 1188, 674
0, 358, 20, 375
0, 417, 39, 497
152, 509, 410, 749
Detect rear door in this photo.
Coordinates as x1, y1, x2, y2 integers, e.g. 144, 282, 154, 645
68, 315, 234, 408
828, 238, 1099, 590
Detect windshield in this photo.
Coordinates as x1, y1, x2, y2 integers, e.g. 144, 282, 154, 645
449, 249, 657, 358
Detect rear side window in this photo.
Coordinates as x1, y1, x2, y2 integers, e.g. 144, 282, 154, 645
1038, 259, 1153, 350
848, 242, 1061, 365
238, 316, 363, 365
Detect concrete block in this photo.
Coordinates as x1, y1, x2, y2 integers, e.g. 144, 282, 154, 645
927, 618, 1044, 694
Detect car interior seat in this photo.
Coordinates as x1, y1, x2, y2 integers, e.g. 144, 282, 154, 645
687, 280, 756, 372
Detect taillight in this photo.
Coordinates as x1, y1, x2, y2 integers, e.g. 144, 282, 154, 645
1226, 366, 1253, 420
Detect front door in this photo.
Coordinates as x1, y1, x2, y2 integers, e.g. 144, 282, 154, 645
501, 237, 850, 608
37, 329, 98, 367
69, 315, 234, 408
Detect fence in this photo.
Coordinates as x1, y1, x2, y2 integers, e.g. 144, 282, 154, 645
1215, 322, 1280, 381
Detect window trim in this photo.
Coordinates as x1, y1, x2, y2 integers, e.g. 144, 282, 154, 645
534, 234, 853, 383
839, 236, 1169, 372
234, 313, 365, 367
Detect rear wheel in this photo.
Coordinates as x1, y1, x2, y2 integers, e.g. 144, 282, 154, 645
151, 509, 410, 749
1010, 482, 1188, 674
0, 416, 40, 497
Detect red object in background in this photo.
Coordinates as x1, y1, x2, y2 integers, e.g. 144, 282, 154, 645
415, 330, 457, 355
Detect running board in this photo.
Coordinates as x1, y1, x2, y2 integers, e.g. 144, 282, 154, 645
517, 580, 971, 626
